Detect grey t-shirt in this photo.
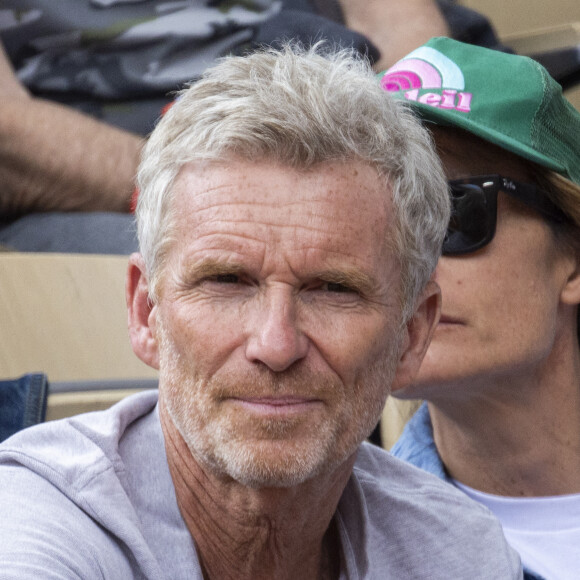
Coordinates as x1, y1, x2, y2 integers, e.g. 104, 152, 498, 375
0, 391, 523, 578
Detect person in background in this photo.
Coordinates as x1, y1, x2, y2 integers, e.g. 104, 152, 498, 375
0, 43, 524, 579
380, 37, 580, 580
0, 0, 504, 253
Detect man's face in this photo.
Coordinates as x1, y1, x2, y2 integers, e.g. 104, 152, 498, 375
150, 159, 407, 487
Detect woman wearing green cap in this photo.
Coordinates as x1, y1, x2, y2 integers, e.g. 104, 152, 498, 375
380, 37, 580, 580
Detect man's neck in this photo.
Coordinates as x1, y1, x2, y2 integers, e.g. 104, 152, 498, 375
160, 407, 352, 580
429, 344, 580, 497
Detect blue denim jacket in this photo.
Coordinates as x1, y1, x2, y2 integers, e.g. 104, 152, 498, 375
391, 402, 544, 580
0, 374, 48, 443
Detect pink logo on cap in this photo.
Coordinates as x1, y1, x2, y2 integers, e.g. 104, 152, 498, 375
381, 47, 472, 113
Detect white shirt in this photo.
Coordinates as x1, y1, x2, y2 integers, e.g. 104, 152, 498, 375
454, 480, 580, 580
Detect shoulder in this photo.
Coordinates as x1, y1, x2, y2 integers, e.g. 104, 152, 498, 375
353, 440, 486, 514
347, 442, 523, 579
0, 390, 159, 482
0, 461, 136, 578
0, 390, 162, 578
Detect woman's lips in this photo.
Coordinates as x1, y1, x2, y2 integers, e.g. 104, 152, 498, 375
438, 314, 463, 325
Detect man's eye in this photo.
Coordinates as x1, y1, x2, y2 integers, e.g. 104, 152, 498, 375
326, 282, 355, 294
214, 273, 239, 284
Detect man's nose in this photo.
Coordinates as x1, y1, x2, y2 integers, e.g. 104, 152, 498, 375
244, 288, 309, 372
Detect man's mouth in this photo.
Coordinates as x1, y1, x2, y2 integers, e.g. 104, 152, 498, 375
228, 396, 323, 416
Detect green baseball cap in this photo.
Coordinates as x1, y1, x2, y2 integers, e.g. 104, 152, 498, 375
378, 37, 580, 185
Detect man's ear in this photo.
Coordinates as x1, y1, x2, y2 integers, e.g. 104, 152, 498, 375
391, 280, 441, 393
126, 253, 160, 370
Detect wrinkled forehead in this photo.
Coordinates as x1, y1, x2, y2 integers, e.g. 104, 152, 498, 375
165, 158, 398, 270
171, 157, 394, 227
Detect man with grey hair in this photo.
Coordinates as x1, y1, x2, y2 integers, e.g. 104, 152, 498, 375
0, 45, 522, 578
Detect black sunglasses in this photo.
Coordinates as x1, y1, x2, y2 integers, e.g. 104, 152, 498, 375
443, 174, 569, 256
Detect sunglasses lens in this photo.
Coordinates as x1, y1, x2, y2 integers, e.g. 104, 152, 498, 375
443, 184, 494, 255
